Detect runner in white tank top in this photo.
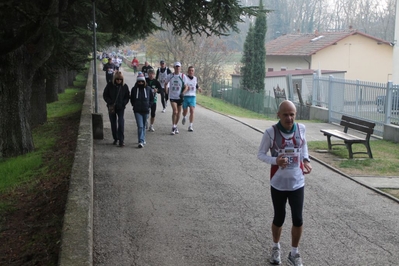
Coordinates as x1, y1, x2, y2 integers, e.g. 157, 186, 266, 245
257, 100, 312, 266
181, 66, 202, 132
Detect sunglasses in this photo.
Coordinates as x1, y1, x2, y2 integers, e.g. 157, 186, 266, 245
137, 81, 144, 84
115, 78, 122, 81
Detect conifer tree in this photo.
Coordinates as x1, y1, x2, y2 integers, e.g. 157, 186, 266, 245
252, 0, 267, 92
240, 0, 268, 92
240, 23, 255, 91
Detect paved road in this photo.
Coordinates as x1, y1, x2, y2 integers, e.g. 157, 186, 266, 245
93, 65, 399, 265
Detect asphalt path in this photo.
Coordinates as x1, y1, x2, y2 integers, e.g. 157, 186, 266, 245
93, 65, 399, 265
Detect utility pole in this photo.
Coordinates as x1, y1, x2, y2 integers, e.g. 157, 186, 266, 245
92, 0, 103, 139
92, 0, 98, 112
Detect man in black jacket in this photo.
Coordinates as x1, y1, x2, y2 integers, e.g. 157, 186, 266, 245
103, 57, 116, 84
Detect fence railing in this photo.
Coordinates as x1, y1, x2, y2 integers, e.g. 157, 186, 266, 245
212, 76, 399, 137
312, 75, 399, 136
211, 80, 277, 116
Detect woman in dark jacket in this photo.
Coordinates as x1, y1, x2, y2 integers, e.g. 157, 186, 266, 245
130, 72, 154, 148
103, 71, 130, 147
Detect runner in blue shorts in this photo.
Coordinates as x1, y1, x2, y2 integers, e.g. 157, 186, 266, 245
181, 66, 202, 132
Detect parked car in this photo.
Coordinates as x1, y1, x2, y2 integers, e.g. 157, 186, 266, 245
217, 87, 232, 94
376, 91, 399, 113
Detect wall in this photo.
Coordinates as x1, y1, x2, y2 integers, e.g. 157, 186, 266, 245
311, 34, 393, 83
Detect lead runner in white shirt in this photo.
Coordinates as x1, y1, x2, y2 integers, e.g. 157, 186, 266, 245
164, 62, 188, 134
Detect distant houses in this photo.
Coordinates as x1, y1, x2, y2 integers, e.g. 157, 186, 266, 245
265, 30, 393, 83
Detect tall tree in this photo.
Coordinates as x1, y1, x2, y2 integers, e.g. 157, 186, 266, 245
240, 1, 268, 93
252, 0, 267, 92
0, 0, 261, 158
240, 23, 255, 91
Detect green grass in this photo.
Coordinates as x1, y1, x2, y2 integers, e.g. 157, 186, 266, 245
307, 140, 399, 176
0, 76, 86, 199
197, 94, 271, 120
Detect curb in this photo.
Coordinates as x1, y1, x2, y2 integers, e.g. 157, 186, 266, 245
58, 65, 94, 266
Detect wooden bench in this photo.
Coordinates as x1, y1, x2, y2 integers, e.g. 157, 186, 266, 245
320, 115, 376, 159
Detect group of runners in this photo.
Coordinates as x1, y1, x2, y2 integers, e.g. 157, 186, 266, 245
103, 59, 201, 148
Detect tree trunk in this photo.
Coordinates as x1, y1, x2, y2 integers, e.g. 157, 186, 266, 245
58, 67, 66, 93
68, 70, 76, 86
46, 71, 59, 103
0, 47, 35, 158
31, 67, 48, 127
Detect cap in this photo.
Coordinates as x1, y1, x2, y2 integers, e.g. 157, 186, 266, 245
160, 60, 165, 64
136, 72, 145, 82
174, 61, 181, 67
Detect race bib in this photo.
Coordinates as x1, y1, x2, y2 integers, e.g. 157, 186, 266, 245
278, 148, 301, 169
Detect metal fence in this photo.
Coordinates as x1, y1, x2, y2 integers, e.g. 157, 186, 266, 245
312, 75, 399, 136
211, 80, 277, 116
212, 76, 399, 137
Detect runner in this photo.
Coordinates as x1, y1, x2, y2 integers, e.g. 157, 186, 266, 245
181, 66, 202, 132
156, 60, 172, 112
164, 62, 188, 135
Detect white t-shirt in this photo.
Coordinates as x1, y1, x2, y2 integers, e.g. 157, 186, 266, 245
165, 73, 188, 100
184, 76, 198, 97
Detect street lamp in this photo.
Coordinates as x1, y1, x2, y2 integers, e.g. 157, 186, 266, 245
92, 0, 98, 113
92, 0, 103, 139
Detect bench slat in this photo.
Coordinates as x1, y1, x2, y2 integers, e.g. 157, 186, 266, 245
340, 121, 374, 134
320, 129, 365, 141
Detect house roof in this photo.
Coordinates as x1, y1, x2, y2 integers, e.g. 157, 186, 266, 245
266, 30, 392, 56
230, 69, 346, 78
265, 69, 346, 77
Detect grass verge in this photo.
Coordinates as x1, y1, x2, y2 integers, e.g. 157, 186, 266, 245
0, 72, 86, 265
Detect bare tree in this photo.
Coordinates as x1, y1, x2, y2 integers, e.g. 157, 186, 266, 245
145, 28, 232, 94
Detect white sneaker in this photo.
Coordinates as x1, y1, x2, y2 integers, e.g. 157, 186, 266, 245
287, 252, 303, 266
149, 125, 155, 132
182, 117, 186, 125
138, 143, 144, 148
162, 109, 166, 113
188, 125, 193, 132
270, 247, 281, 265
175, 128, 179, 134
171, 127, 176, 135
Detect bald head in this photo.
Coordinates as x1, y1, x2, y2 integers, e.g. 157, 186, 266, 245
278, 100, 296, 112
277, 100, 296, 131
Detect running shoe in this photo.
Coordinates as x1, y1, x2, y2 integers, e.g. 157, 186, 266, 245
175, 128, 179, 134
270, 247, 281, 265
171, 127, 176, 135
162, 109, 166, 113
188, 126, 193, 132
138, 143, 144, 148
149, 125, 155, 132
287, 252, 303, 266
182, 117, 186, 125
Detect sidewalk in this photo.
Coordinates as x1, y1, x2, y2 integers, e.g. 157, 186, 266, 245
229, 115, 399, 200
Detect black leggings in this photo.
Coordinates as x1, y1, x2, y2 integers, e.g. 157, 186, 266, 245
271, 186, 304, 227
160, 90, 169, 109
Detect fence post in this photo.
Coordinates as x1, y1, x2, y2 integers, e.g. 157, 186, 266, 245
328, 75, 334, 123
385, 81, 393, 124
